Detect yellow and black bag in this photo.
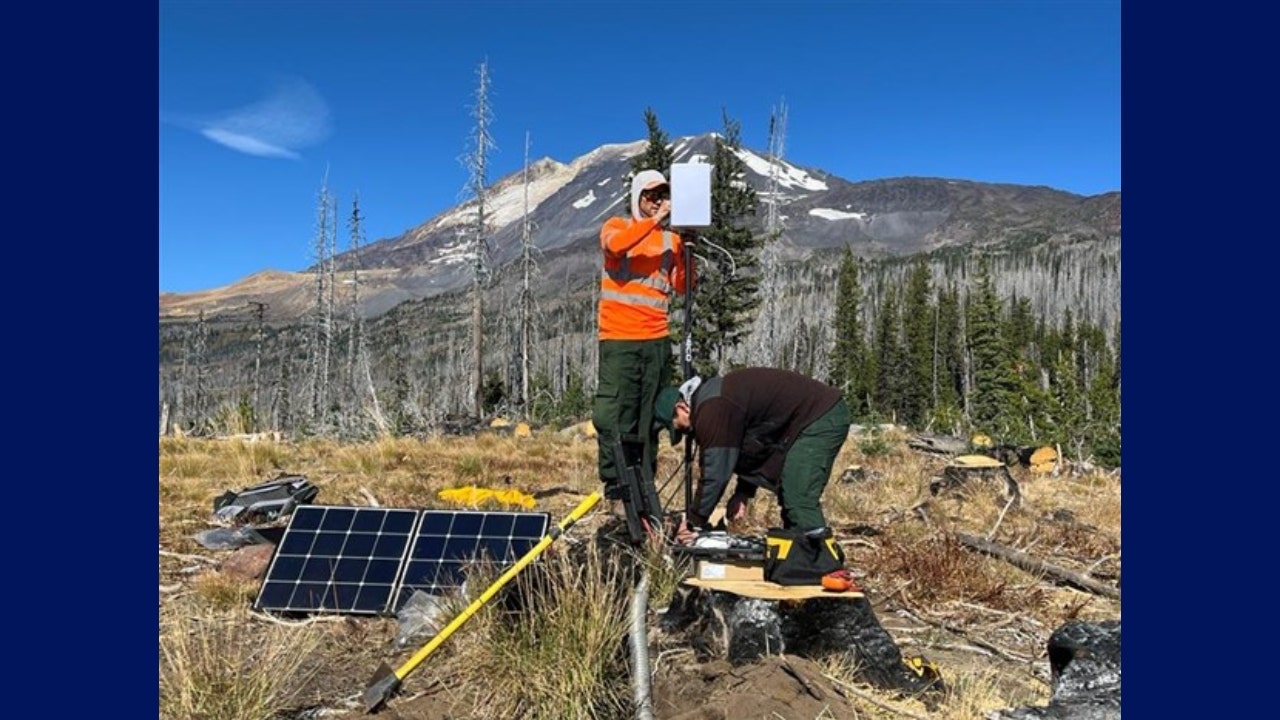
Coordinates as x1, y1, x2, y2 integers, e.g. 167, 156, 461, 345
763, 526, 845, 585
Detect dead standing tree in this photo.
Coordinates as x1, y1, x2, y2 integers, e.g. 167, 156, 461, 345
461, 59, 496, 421
346, 194, 386, 432
249, 301, 267, 430
752, 98, 788, 367
189, 309, 209, 430
308, 170, 336, 423
518, 130, 542, 418
324, 192, 338, 417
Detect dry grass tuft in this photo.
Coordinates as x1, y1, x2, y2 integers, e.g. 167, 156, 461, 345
446, 540, 633, 719
870, 529, 1044, 612
936, 665, 1049, 719
191, 572, 259, 611
638, 540, 695, 610
159, 600, 322, 720
821, 651, 1049, 720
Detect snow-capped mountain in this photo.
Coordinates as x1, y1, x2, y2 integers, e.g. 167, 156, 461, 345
159, 132, 1119, 323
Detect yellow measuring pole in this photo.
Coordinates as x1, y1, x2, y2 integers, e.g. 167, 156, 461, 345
364, 491, 602, 712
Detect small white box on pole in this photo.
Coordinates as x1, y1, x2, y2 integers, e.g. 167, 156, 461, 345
670, 162, 712, 228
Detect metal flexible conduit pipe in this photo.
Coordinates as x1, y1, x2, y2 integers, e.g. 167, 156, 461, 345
630, 570, 654, 720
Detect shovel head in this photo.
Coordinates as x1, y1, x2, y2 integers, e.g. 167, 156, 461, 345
362, 662, 401, 714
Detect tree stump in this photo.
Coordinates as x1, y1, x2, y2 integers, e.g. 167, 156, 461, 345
930, 454, 1021, 506
661, 586, 944, 699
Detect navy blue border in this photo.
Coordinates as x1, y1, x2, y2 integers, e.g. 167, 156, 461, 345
33, 0, 1266, 715
1124, 4, 1273, 716
13, 1, 157, 714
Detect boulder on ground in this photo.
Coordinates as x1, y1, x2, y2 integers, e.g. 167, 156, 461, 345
990, 619, 1120, 720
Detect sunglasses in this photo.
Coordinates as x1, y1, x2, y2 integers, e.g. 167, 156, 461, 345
641, 189, 670, 203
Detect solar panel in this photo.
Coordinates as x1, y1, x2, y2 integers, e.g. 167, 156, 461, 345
253, 506, 421, 615
252, 506, 553, 617
390, 509, 550, 613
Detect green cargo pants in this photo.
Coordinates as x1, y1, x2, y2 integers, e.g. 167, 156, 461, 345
777, 398, 852, 530
593, 339, 672, 490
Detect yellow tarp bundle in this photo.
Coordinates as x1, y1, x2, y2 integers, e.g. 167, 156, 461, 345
437, 485, 536, 510
951, 454, 1004, 468
1029, 446, 1059, 474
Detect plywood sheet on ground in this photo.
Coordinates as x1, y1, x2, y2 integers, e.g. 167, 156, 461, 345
683, 577, 864, 600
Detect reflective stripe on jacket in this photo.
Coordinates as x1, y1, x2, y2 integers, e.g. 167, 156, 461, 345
598, 215, 691, 340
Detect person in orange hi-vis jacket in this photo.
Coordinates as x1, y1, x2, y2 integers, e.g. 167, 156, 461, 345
593, 169, 694, 520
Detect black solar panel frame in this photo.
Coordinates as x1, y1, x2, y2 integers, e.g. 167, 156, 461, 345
252, 505, 554, 618
252, 505, 422, 616
390, 509, 551, 613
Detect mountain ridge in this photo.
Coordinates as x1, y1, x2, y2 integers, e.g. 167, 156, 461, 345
159, 133, 1118, 324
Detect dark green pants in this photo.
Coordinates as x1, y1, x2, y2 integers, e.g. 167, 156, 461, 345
593, 338, 671, 487
778, 398, 851, 530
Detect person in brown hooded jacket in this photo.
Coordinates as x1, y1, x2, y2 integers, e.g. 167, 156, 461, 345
653, 368, 851, 539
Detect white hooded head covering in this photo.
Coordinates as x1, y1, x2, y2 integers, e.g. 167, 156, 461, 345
678, 376, 703, 405
630, 169, 669, 220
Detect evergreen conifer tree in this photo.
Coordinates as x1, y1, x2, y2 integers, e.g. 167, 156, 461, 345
932, 284, 964, 422
966, 256, 1020, 437
624, 107, 674, 209
830, 245, 868, 413
901, 261, 934, 427
1049, 347, 1087, 454
1086, 322, 1121, 465
872, 286, 905, 419
690, 111, 763, 376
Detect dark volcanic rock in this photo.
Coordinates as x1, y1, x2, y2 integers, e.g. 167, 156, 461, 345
991, 620, 1121, 719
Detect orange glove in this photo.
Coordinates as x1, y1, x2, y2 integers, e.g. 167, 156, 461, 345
821, 569, 861, 593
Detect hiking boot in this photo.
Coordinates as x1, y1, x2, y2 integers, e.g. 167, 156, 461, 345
821, 569, 862, 593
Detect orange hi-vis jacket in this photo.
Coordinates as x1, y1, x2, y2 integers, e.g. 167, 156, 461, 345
598, 216, 693, 341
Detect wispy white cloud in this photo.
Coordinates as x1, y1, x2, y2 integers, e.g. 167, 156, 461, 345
200, 128, 300, 159
167, 77, 332, 159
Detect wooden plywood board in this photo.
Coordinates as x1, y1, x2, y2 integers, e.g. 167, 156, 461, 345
683, 577, 864, 600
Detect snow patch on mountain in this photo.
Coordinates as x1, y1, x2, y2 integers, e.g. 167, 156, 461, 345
573, 190, 598, 209
431, 233, 473, 266
430, 158, 582, 234
809, 208, 867, 221
733, 148, 829, 192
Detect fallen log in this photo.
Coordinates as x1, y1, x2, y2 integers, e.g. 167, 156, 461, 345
907, 433, 967, 456
955, 533, 1120, 600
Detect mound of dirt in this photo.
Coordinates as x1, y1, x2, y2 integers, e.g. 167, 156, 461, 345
365, 654, 863, 720
650, 655, 861, 720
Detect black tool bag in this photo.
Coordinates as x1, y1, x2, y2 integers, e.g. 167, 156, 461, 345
613, 436, 664, 545
763, 526, 845, 586
212, 475, 319, 523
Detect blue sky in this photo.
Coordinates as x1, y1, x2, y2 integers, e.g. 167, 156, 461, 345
159, 0, 1120, 293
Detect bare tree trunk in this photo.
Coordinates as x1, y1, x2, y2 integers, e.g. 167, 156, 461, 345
520, 131, 533, 417
347, 196, 362, 400
346, 194, 384, 433
322, 193, 337, 420
309, 170, 332, 422
250, 301, 266, 431
194, 310, 208, 429
464, 60, 496, 420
